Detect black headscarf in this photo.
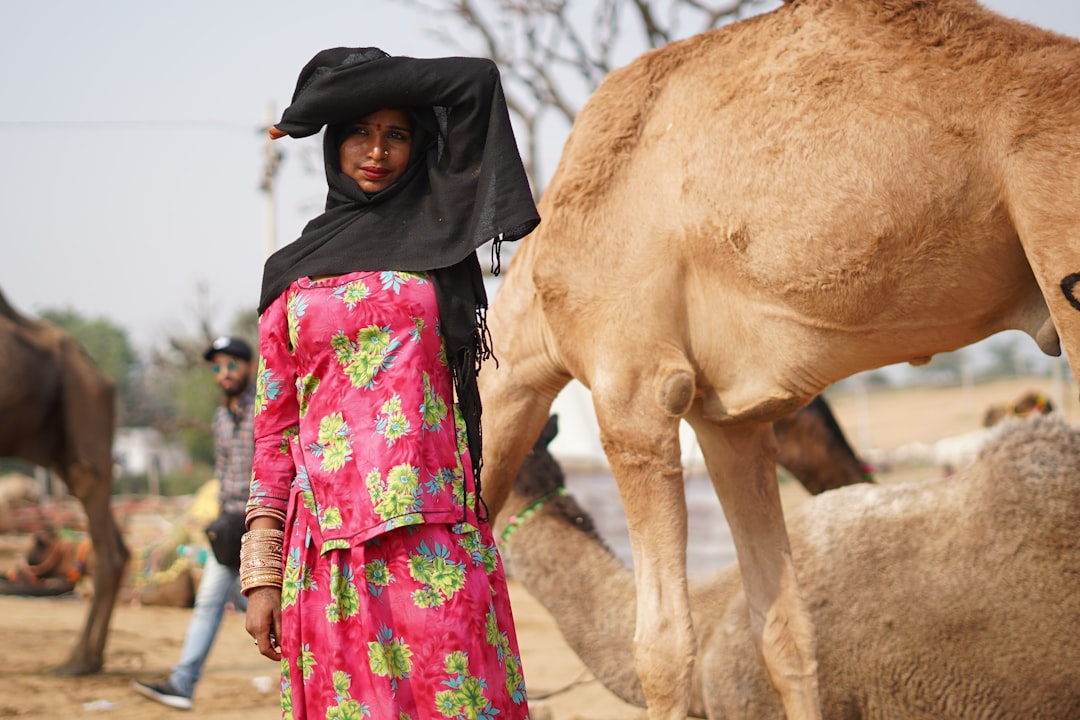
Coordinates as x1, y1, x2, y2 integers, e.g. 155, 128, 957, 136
259, 47, 540, 516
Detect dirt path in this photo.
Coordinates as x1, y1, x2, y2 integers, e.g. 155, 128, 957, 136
1, 376, 1073, 719
0, 582, 642, 720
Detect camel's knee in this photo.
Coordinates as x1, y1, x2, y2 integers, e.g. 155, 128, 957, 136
758, 605, 818, 681
633, 623, 697, 718
657, 367, 695, 417
746, 579, 822, 717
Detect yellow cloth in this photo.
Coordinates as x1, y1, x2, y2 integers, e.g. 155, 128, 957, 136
188, 479, 221, 526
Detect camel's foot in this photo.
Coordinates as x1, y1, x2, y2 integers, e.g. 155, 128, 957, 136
52, 654, 103, 677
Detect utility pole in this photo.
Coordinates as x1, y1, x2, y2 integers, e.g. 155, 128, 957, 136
260, 100, 282, 259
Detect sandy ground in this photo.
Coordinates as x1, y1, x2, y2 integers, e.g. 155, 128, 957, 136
0, 376, 1074, 719
0, 581, 644, 720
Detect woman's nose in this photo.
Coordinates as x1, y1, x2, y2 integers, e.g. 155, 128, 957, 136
368, 141, 385, 159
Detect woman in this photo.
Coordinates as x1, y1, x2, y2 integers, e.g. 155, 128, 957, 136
243, 47, 539, 719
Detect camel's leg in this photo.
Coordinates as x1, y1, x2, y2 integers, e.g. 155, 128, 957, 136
51, 344, 128, 675
55, 462, 129, 676
1016, 241, 1080, 377
1006, 156, 1080, 378
478, 362, 565, 517
479, 265, 570, 517
593, 378, 695, 720
690, 416, 822, 720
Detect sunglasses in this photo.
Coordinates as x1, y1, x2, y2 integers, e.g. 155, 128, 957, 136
212, 360, 239, 374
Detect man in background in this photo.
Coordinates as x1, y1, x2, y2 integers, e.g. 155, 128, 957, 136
132, 335, 256, 711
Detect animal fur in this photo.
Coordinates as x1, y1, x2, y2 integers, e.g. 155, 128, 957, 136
479, 1, 1080, 716
501, 415, 1080, 719
0, 288, 129, 674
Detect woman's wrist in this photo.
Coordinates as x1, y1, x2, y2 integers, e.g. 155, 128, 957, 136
245, 506, 286, 531
246, 585, 281, 600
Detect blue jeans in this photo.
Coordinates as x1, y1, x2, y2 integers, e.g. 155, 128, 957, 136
169, 551, 246, 696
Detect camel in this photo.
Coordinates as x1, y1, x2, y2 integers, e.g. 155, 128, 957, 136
476, 1, 1080, 717
772, 395, 871, 494
499, 415, 1080, 719
0, 287, 129, 674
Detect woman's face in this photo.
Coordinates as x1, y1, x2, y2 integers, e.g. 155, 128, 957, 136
338, 108, 413, 194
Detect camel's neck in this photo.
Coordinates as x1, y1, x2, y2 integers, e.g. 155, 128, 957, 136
500, 494, 647, 707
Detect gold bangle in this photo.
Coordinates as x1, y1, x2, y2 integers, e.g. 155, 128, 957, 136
245, 507, 286, 528
240, 577, 283, 596
241, 575, 282, 586
241, 545, 283, 557
240, 551, 282, 566
240, 545, 283, 557
242, 528, 285, 543
241, 539, 283, 549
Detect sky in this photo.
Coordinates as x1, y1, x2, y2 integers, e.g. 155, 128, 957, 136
2, 1, 1079, 354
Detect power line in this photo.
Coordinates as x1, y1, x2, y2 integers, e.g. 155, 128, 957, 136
0, 119, 258, 133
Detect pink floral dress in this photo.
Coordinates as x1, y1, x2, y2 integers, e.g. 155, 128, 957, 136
250, 270, 529, 720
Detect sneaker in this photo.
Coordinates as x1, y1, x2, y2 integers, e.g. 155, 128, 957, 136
132, 678, 193, 711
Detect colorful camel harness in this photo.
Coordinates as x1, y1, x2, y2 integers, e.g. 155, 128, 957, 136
498, 488, 568, 548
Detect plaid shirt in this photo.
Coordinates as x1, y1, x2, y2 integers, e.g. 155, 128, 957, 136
213, 382, 256, 515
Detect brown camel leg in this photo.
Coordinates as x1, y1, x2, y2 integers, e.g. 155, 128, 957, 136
476, 361, 566, 518
54, 462, 129, 676
477, 276, 570, 517
690, 416, 822, 720
594, 394, 695, 720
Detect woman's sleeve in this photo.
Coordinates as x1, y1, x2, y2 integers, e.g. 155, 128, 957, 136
247, 291, 298, 521
274, 55, 501, 141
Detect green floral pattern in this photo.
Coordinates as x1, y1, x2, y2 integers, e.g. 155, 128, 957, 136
367, 464, 422, 521
368, 624, 413, 687
333, 325, 400, 390
252, 271, 528, 718
376, 395, 411, 446
408, 540, 467, 609
310, 412, 352, 472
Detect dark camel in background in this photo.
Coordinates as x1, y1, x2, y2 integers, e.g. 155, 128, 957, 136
0, 288, 129, 674
772, 396, 871, 494
500, 415, 1080, 719
477, 0, 1080, 717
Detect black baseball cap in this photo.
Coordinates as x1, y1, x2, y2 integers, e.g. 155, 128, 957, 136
203, 335, 253, 363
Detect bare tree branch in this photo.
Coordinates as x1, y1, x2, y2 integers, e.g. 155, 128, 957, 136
400, 0, 778, 190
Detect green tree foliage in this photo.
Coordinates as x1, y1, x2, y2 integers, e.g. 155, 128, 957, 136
30, 289, 260, 496
40, 307, 138, 423
403, 0, 778, 191
230, 307, 259, 342
140, 306, 258, 468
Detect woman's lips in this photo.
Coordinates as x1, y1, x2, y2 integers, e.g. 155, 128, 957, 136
361, 166, 389, 180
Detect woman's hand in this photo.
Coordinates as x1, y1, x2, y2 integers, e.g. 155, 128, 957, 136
246, 586, 283, 661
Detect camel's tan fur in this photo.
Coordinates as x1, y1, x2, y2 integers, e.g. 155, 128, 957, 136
0, 288, 129, 674
500, 415, 1080, 719
479, 1, 1080, 717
